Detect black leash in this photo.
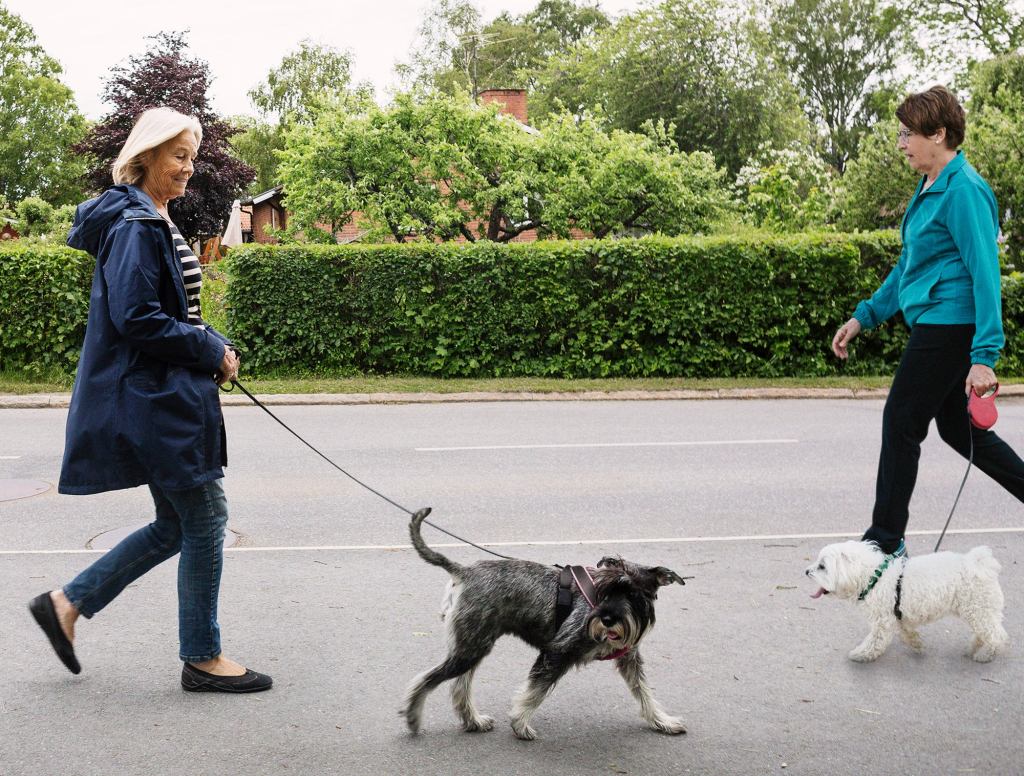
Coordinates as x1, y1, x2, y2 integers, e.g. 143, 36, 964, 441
223, 379, 515, 561
933, 415, 975, 554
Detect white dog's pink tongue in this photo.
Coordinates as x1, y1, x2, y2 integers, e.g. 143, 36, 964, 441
810, 588, 825, 599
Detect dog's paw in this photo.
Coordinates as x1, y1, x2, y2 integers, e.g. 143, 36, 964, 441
401, 708, 422, 734
511, 720, 537, 741
650, 715, 687, 735
848, 648, 880, 663
464, 714, 495, 733
971, 645, 998, 663
900, 630, 924, 652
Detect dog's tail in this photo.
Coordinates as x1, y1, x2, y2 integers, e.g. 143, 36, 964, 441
409, 508, 463, 576
965, 546, 1002, 578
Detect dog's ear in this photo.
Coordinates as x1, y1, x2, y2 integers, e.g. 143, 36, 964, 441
597, 556, 624, 570
651, 566, 688, 586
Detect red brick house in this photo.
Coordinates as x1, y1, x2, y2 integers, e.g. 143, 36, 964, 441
238, 185, 286, 244
237, 89, 584, 245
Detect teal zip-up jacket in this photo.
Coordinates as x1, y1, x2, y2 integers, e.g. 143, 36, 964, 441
853, 151, 1004, 367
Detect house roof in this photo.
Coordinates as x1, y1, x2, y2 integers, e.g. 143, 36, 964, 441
240, 185, 284, 206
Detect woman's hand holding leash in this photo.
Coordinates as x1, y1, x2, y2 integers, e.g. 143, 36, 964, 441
965, 363, 997, 397
216, 348, 239, 386
831, 317, 861, 360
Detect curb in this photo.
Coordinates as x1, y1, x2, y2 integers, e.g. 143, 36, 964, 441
2, 384, 1022, 409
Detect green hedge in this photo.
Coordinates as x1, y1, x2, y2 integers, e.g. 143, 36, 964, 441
225, 232, 919, 378
4, 235, 1020, 378
1004, 272, 1024, 375
0, 244, 93, 372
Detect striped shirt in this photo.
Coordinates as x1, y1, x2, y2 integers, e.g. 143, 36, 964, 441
166, 221, 204, 327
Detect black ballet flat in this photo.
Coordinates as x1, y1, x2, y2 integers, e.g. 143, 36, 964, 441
181, 662, 273, 693
28, 592, 81, 675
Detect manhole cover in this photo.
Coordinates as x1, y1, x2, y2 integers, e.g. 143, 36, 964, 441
0, 479, 52, 502
88, 524, 241, 550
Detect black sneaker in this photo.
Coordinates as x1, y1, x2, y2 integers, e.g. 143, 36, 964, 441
181, 662, 272, 693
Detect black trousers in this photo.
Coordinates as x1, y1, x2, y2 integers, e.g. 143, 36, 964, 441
863, 324, 1024, 553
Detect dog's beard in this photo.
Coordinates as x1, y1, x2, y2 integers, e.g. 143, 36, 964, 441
588, 611, 644, 648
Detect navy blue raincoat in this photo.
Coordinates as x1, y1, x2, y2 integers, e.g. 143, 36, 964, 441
59, 185, 231, 495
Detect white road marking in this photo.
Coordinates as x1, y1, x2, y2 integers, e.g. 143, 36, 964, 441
416, 439, 800, 452
2, 526, 1021, 555
0, 456, 21, 459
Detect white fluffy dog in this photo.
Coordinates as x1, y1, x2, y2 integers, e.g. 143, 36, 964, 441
805, 540, 1009, 663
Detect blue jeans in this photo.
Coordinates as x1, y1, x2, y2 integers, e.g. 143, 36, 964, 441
63, 479, 229, 662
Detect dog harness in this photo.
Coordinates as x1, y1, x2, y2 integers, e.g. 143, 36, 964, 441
893, 558, 907, 621
858, 553, 907, 621
555, 566, 630, 661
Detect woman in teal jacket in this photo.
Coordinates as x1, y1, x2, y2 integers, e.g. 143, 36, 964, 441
832, 85, 1024, 555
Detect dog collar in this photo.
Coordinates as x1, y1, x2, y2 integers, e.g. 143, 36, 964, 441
597, 645, 631, 661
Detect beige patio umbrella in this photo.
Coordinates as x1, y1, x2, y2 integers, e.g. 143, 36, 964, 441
221, 199, 243, 247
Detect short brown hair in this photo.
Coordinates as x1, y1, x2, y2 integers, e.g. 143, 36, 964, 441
896, 85, 965, 149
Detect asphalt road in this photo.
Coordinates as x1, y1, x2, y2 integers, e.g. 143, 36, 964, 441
1, 398, 1022, 776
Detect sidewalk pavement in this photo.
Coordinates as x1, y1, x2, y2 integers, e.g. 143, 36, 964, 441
2, 383, 1023, 409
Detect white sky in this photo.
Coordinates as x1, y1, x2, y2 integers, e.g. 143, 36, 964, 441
5, 0, 647, 120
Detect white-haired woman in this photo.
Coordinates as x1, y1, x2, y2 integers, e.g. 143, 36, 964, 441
28, 107, 271, 693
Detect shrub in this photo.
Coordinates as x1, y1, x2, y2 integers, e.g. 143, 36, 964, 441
224, 233, 915, 378
0, 244, 93, 371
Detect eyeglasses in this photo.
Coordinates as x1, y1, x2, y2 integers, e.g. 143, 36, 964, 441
896, 129, 915, 141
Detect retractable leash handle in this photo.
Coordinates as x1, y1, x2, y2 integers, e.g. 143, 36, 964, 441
968, 383, 999, 431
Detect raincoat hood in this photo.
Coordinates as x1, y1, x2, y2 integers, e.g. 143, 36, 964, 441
67, 185, 159, 257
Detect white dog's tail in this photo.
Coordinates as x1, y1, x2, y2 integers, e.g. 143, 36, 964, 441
965, 546, 1002, 578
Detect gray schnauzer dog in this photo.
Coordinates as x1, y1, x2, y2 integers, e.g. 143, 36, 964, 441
401, 509, 688, 740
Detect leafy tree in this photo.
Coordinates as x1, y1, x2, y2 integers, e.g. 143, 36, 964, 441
248, 39, 372, 123
228, 116, 285, 195
768, 0, 909, 173
905, 0, 1024, 73
734, 142, 835, 231
14, 196, 53, 237
535, 113, 728, 238
530, 0, 808, 174
76, 31, 254, 243
277, 93, 730, 243
12, 196, 75, 241
396, 1, 479, 95
399, 0, 609, 97
232, 40, 374, 195
278, 93, 539, 242
831, 118, 918, 231
967, 53, 1024, 265
0, 4, 88, 204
